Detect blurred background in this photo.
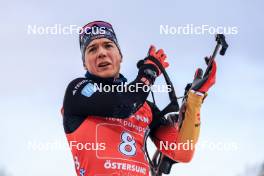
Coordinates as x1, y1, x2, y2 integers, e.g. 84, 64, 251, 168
0, 0, 263, 175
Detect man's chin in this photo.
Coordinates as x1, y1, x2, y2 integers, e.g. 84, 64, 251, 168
97, 70, 118, 78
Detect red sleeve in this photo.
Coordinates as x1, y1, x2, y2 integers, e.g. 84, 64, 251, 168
152, 122, 195, 163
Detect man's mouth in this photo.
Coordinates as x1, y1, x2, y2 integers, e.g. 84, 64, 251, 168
98, 62, 111, 68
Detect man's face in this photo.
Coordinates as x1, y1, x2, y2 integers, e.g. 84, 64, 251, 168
84, 38, 122, 78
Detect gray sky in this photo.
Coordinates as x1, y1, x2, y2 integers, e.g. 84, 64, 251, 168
0, 0, 264, 175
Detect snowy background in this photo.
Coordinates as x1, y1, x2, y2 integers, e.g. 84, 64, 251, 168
0, 0, 264, 175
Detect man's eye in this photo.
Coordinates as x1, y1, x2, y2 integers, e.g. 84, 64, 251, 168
105, 44, 113, 48
88, 47, 96, 53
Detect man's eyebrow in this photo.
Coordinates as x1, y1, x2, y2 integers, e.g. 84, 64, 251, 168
87, 44, 96, 49
104, 41, 114, 44
87, 41, 113, 49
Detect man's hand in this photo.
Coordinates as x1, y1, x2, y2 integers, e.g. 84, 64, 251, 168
144, 45, 169, 75
191, 56, 217, 93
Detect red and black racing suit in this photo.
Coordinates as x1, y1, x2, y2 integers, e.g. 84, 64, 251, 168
61, 64, 204, 176
62, 64, 164, 175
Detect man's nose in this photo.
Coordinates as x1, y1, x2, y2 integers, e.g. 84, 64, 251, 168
97, 46, 107, 58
